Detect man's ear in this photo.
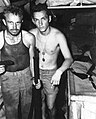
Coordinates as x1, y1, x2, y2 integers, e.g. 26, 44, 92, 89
49, 15, 51, 23
2, 19, 6, 26
32, 18, 35, 24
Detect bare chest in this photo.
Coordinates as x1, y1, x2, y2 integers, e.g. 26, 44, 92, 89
36, 35, 59, 55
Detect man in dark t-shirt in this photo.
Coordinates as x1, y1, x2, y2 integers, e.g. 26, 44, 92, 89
0, 5, 35, 119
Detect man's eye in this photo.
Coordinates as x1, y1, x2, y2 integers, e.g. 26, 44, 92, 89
42, 18, 46, 20
7, 21, 12, 24
17, 23, 21, 25
34, 19, 38, 22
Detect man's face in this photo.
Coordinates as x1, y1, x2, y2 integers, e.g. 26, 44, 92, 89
5, 13, 22, 36
33, 10, 50, 33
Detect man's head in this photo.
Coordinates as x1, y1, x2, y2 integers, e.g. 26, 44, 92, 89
3, 5, 23, 36
31, 3, 51, 33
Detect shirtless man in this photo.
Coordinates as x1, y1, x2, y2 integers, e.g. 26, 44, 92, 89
30, 3, 73, 119
0, 5, 35, 119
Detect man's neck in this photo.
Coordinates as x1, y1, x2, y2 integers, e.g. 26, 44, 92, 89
5, 30, 21, 45
40, 26, 51, 36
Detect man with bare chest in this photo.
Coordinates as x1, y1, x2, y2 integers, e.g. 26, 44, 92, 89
0, 5, 35, 119
30, 3, 73, 119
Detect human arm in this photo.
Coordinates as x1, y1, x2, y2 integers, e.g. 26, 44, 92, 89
0, 64, 5, 75
27, 31, 41, 89
51, 32, 73, 86
0, 51, 5, 75
28, 33, 35, 78
23, 31, 35, 77
0, 31, 5, 74
29, 29, 41, 89
29, 42, 41, 89
28, 29, 38, 78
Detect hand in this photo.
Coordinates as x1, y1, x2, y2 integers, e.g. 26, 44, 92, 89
0, 65, 5, 75
33, 79, 41, 89
51, 69, 62, 87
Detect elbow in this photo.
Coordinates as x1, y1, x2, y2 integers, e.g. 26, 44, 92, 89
71, 57, 74, 64
68, 57, 73, 66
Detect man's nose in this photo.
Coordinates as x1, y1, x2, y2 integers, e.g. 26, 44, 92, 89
39, 20, 43, 26
13, 23, 17, 29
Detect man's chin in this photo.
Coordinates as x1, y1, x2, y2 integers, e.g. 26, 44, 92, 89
39, 29, 46, 33
10, 31, 20, 36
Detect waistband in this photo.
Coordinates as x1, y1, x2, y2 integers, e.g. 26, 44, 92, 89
40, 68, 56, 74
4, 67, 30, 76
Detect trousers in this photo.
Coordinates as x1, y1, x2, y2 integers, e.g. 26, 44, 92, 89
0, 67, 32, 119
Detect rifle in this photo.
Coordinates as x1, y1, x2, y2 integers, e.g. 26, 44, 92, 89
33, 47, 42, 119
28, 47, 42, 119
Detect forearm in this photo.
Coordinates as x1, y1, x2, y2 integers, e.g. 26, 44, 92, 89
51, 58, 73, 86
30, 58, 34, 77
58, 58, 73, 74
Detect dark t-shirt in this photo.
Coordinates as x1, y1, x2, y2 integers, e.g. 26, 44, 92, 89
1, 31, 30, 72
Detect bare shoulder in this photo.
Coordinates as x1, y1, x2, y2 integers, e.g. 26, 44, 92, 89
53, 27, 65, 37
0, 31, 4, 49
22, 30, 35, 47
29, 28, 38, 36
0, 31, 3, 36
22, 30, 35, 41
52, 27, 66, 42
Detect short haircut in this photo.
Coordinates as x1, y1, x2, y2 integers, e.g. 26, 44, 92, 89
3, 5, 23, 20
31, 3, 51, 18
